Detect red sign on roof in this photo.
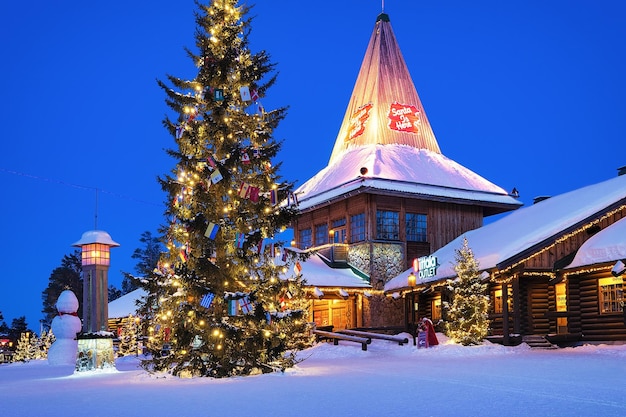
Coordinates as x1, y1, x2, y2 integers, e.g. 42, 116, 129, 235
346, 103, 373, 142
388, 102, 420, 133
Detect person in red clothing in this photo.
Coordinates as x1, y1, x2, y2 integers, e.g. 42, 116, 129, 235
421, 317, 439, 346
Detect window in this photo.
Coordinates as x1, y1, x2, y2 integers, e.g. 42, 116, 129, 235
376, 210, 399, 240
431, 296, 442, 321
406, 213, 427, 242
315, 223, 328, 246
555, 282, 568, 334
599, 276, 623, 313
331, 218, 347, 243
299, 228, 311, 249
350, 213, 365, 243
493, 288, 513, 314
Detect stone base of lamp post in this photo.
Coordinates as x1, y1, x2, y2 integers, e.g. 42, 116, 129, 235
75, 332, 116, 372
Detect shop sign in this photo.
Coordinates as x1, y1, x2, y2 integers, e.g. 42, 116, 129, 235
417, 255, 438, 279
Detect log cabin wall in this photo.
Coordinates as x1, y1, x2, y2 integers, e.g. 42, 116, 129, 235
295, 193, 486, 273
568, 273, 626, 342
523, 279, 551, 335
294, 192, 509, 328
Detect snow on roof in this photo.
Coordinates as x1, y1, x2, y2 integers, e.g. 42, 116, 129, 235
281, 252, 371, 289
108, 288, 147, 319
72, 230, 120, 247
295, 144, 521, 211
385, 174, 626, 292
566, 216, 626, 269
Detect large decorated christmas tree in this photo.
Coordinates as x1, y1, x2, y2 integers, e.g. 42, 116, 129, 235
141, 0, 311, 378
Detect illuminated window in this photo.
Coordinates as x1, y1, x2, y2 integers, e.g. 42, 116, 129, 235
376, 210, 399, 240
350, 213, 365, 243
332, 218, 347, 243
598, 276, 623, 314
431, 296, 442, 320
555, 282, 568, 333
314, 223, 328, 246
406, 213, 427, 242
80, 243, 111, 266
493, 288, 513, 313
299, 228, 311, 249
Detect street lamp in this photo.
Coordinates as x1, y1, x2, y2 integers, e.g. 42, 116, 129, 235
72, 230, 119, 333
73, 230, 119, 371
407, 272, 417, 288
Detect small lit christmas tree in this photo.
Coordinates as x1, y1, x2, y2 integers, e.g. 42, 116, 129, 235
118, 315, 140, 357
141, 0, 311, 378
444, 237, 490, 345
13, 332, 32, 362
38, 330, 55, 359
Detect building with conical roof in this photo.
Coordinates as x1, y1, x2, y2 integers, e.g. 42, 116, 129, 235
292, 13, 521, 331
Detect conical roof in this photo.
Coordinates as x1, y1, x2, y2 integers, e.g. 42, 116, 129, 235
295, 13, 521, 215
328, 13, 441, 165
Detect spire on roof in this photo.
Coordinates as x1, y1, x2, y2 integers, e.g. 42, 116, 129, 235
328, 13, 441, 165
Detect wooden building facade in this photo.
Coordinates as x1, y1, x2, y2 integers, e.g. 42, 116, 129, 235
388, 173, 626, 345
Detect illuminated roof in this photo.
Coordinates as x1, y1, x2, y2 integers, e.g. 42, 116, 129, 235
296, 14, 520, 215
72, 230, 120, 247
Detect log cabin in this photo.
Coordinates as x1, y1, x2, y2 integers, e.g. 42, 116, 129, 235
385, 171, 626, 346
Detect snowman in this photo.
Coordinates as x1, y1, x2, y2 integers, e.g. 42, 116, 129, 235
47, 290, 82, 367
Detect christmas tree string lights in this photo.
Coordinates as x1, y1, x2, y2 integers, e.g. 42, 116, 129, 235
138, 0, 312, 378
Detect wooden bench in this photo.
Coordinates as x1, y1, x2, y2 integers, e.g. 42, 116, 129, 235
313, 330, 371, 351
339, 329, 409, 345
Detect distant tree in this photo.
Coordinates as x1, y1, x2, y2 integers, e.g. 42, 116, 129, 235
108, 285, 122, 301
444, 237, 490, 345
0, 311, 8, 335
121, 231, 163, 294
41, 251, 83, 326
8, 316, 29, 341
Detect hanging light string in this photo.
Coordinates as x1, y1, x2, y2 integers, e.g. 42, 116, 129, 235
0, 167, 161, 208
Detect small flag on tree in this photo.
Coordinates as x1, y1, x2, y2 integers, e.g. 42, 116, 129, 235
270, 189, 277, 205
213, 89, 224, 101
249, 186, 259, 203
210, 169, 223, 184
241, 150, 250, 164
204, 222, 219, 239
294, 261, 302, 275
175, 124, 185, 139
228, 299, 237, 316
251, 89, 259, 102
179, 246, 189, 263
239, 296, 254, 314
235, 232, 246, 248
256, 238, 265, 254
199, 292, 215, 309
239, 182, 250, 198
207, 155, 217, 168
240, 85, 251, 101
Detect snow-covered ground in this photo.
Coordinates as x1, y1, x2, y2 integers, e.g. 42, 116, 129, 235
2, 334, 626, 417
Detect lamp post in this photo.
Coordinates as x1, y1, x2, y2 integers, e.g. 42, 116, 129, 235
72, 230, 119, 333
72, 230, 119, 371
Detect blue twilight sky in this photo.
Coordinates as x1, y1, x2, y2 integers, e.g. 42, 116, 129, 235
1, 1, 625, 329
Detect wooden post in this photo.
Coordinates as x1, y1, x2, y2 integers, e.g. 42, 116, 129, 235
502, 281, 510, 345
